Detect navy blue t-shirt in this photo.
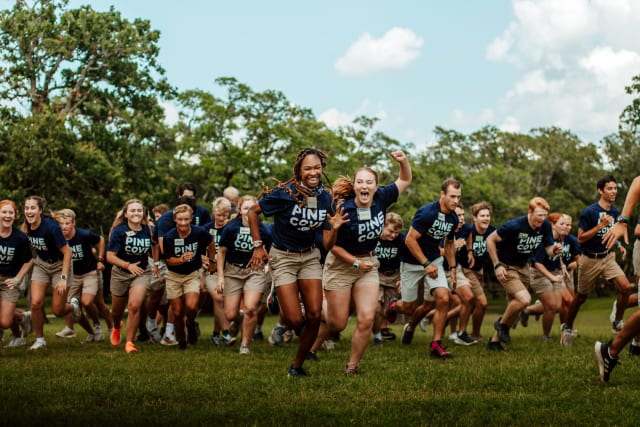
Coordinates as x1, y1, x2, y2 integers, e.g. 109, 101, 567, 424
68, 228, 101, 276
108, 224, 153, 269
259, 184, 331, 251
162, 225, 213, 275
375, 231, 405, 271
495, 216, 554, 267
459, 224, 496, 271
404, 201, 459, 265
202, 221, 224, 253
0, 227, 32, 276
328, 183, 399, 254
578, 202, 619, 254
219, 217, 271, 268
27, 217, 68, 262
442, 224, 473, 269
561, 234, 581, 266
156, 205, 212, 238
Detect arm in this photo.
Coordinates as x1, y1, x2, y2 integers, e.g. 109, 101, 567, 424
405, 226, 438, 279
390, 151, 412, 194
578, 214, 612, 244
216, 246, 227, 294
485, 230, 506, 281
54, 245, 73, 296
443, 236, 457, 288
534, 262, 563, 283
466, 233, 475, 268
96, 236, 106, 271
6, 260, 33, 289
603, 176, 640, 247
248, 203, 269, 270
330, 245, 375, 273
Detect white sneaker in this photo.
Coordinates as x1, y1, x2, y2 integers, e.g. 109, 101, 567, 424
418, 317, 430, 332
55, 326, 76, 338
85, 334, 95, 343
322, 339, 335, 351
560, 324, 575, 347
5, 336, 26, 347
20, 310, 32, 337
149, 327, 162, 343
160, 332, 178, 346
448, 332, 458, 341
70, 297, 82, 321
239, 344, 250, 354
93, 324, 104, 342
29, 340, 47, 350
609, 300, 617, 323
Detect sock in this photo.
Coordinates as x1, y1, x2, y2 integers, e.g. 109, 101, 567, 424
374, 332, 382, 340
165, 323, 175, 335
37, 337, 46, 344
147, 318, 157, 330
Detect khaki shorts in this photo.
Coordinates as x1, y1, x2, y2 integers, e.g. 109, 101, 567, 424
68, 270, 100, 299
260, 271, 272, 304
462, 268, 486, 298
323, 252, 380, 291
149, 260, 168, 292
379, 269, 400, 288
499, 263, 531, 296
530, 268, 563, 295
109, 265, 151, 298
31, 257, 73, 286
378, 283, 400, 305
0, 275, 20, 303
400, 258, 449, 303
222, 263, 266, 296
204, 272, 218, 294
165, 270, 200, 300
577, 252, 625, 295
634, 240, 640, 276
446, 268, 470, 291
269, 246, 322, 287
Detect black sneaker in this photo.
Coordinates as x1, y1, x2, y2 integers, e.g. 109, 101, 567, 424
487, 340, 504, 351
520, 310, 529, 328
253, 330, 264, 341
372, 337, 383, 346
595, 340, 618, 382
306, 351, 320, 361
401, 323, 414, 345
494, 318, 511, 344
381, 328, 396, 341
287, 364, 309, 378
385, 298, 398, 323
630, 342, 640, 356
453, 331, 477, 346
136, 329, 150, 343
430, 340, 452, 359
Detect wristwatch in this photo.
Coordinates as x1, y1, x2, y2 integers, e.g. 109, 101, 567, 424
616, 215, 630, 224
60, 274, 68, 281
253, 240, 263, 249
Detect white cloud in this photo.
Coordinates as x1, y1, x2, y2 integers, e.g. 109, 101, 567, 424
160, 101, 179, 126
318, 99, 387, 129
334, 27, 423, 77
483, 0, 640, 141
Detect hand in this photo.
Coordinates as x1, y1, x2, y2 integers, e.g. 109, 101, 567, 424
216, 279, 224, 294
248, 246, 270, 272
618, 245, 627, 261
96, 261, 105, 272
181, 252, 195, 263
603, 222, 627, 249
328, 204, 349, 230
4, 277, 19, 289
54, 279, 68, 296
468, 253, 475, 269
495, 265, 507, 282
390, 151, 408, 163
425, 263, 438, 279
357, 260, 375, 273
127, 261, 144, 276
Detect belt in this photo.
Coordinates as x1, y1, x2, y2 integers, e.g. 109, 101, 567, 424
272, 244, 315, 254
381, 269, 399, 276
38, 256, 61, 264
583, 250, 610, 259
354, 251, 376, 258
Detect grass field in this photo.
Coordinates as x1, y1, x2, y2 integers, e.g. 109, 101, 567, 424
1, 295, 639, 426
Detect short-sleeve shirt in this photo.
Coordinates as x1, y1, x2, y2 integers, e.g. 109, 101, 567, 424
162, 225, 213, 275
108, 224, 153, 270
443, 224, 473, 269
459, 224, 496, 271
561, 234, 581, 266
404, 201, 459, 265
259, 184, 331, 251
375, 231, 405, 272
27, 217, 68, 262
495, 216, 554, 267
156, 205, 212, 238
202, 221, 224, 253
328, 183, 399, 254
0, 227, 32, 276
68, 228, 101, 276
219, 218, 271, 268
578, 202, 619, 254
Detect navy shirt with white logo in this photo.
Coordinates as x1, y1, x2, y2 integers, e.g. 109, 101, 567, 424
162, 225, 213, 275
156, 206, 212, 238
0, 227, 32, 276
108, 224, 153, 269
404, 201, 459, 265
375, 231, 405, 271
578, 202, 619, 254
459, 224, 496, 271
68, 228, 101, 276
495, 216, 554, 267
27, 217, 68, 262
219, 218, 271, 268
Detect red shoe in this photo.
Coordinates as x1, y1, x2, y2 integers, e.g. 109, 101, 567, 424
430, 340, 452, 359
125, 341, 137, 354
110, 321, 122, 347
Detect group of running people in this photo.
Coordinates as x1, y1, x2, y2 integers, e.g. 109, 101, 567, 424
1, 149, 639, 381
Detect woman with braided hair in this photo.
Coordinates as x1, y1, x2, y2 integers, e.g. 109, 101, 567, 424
248, 148, 347, 378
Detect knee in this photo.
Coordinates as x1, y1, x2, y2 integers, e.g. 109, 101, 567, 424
305, 307, 321, 324
30, 299, 44, 311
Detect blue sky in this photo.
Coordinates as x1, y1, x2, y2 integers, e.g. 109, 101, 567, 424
22, 1, 640, 148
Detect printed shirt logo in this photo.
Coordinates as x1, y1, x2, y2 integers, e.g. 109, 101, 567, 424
28, 236, 48, 252
597, 212, 612, 237
124, 236, 151, 255
516, 234, 543, 254
472, 236, 487, 257
375, 244, 399, 260
70, 244, 84, 261
289, 205, 327, 231
358, 211, 385, 243
233, 233, 254, 253
174, 241, 199, 258
0, 244, 16, 264
427, 217, 454, 240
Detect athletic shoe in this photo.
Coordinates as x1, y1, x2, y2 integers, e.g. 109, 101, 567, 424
5, 336, 26, 347
55, 326, 76, 339
160, 333, 178, 346
29, 340, 46, 351
306, 351, 320, 361
253, 330, 264, 341
609, 300, 617, 323
380, 328, 396, 341
222, 331, 236, 346
93, 324, 104, 342
149, 327, 162, 343
85, 334, 95, 342
401, 323, 414, 345
187, 322, 198, 345
229, 311, 244, 338
344, 363, 361, 375
210, 333, 221, 346
70, 297, 82, 321
269, 324, 285, 346
385, 297, 398, 323
430, 340, 452, 359
486, 340, 504, 351
629, 341, 640, 356
612, 320, 624, 334
471, 334, 483, 341
283, 329, 294, 343
448, 332, 458, 341
453, 331, 477, 346
322, 339, 335, 351
560, 323, 574, 347
418, 317, 430, 332
372, 338, 383, 346
494, 318, 511, 344
239, 344, 250, 354
111, 321, 123, 346
287, 364, 309, 378
520, 310, 529, 328
20, 310, 32, 337
136, 329, 150, 343
125, 341, 138, 353
595, 340, 618, 382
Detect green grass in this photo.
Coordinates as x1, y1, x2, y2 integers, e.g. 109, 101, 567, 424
1, 296, 639, 426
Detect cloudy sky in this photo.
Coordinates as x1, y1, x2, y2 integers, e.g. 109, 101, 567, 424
63, 0, 640, 148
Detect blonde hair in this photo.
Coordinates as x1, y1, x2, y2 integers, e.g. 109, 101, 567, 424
212, 197, 232, 215
173, 204, 194, 218
385, 212, 404, 230
53, 209, 76, 221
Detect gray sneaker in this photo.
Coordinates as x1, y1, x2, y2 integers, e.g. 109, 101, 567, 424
20, 310, 32, 337
595, 340, 618, 382
453, 331, 477, 346
221, 331, 236, 346
6, 336, 26, 347
612, 320, 624, 334
70, 297, 82, 322
269, 324, 285, 345
93, 324, 104, 342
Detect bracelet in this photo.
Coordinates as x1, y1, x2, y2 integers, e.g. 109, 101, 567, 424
353, 260, 360, 271
422, 260, 430, 268
494, 262, 503, 270
123, 262, 130, 270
